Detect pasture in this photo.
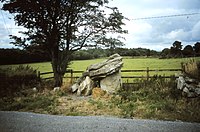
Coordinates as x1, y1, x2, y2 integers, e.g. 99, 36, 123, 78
1, 57, 200, 79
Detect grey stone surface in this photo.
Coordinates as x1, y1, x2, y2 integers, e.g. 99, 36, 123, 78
87, 54, 123, 80
53, 87, 60, 92
71, 83, 79, 92
177, 76, 185, 90
77, 76, 94, 96
72, 53, 123, 95
0, 111, 200, 132
100, 71, 122, 94
176, 76, 200, 97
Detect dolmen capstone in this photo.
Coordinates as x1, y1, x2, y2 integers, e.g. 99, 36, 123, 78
71, 53, 123, 96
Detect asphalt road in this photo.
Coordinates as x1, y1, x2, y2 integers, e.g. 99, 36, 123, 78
0, 111, 199, 132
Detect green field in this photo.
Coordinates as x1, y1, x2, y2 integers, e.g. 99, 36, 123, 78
1, 57, 200, 80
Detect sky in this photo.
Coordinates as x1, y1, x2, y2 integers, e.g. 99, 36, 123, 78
0, 0, 200, 51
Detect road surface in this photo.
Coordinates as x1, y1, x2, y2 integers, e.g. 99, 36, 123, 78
0, 111, 199, 132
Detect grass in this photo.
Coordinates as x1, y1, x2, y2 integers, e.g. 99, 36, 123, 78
111, 77, 200, 122
1, 57, 200, 122
1, 57, 200, 71
0, 93, 58, 114
0, 76, 199, 122
1, 57, 200, 80
181, 59, 200, 80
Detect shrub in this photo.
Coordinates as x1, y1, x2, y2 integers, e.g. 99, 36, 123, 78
0, 65, 40, 97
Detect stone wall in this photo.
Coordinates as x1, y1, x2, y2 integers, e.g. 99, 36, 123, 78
177, 75, 200, 98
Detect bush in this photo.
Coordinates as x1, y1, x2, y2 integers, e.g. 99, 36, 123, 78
0, 65, 40, 97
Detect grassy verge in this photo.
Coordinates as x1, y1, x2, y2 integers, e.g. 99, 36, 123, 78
0, 77, 199, 123
111, 76, 200, 122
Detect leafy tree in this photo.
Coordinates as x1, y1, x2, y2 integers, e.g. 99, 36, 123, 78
182, 45, 194, 57
193, 42, 200, 56
160, 48, 170, 58
146, 49, 151, 57
1, 0, 127, 86
172, 41, 182, 50
95, 36, 125, 56
170, 41, 183, 57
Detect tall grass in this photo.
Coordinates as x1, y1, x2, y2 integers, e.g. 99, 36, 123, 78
112, 76, 200, 122
181, 59, 200, 80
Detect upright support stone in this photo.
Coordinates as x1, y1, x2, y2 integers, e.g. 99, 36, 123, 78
100, 71, 122, 94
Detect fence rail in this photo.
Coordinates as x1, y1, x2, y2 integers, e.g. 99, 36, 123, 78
38, 67, 182, 81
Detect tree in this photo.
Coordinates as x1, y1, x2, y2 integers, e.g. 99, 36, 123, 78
1, 0, 127, 86
182, 45, 194, 57
99, 37, 124, 56
146, 49, 150, 57
170, 41, 183, 57
193, 42, 200, 56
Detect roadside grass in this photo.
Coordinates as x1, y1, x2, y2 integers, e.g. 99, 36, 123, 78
111, 76, 200, 122
0, 77, 199, 122
0, 92, 58, 114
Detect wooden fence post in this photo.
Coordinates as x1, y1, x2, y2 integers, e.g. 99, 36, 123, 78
70, 69, 73, 83
147, 67, 149, 81
38, 71, 40, 79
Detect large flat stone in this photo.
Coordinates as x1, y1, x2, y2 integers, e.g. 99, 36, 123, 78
100, 71, 122, 94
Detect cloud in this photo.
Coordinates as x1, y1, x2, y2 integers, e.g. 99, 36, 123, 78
108, 0, 200, 50
165, 29, 189, 41
1, 0, 200, 50
192, 21, 200, 40
177, 0, 200, 9
0, 2, 26, 49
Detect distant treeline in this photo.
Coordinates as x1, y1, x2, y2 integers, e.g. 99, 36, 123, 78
1, 41, 199, 65
160, 41, 200, 58
0, 48, 159, 65
73, 48, 159, 60
0, 48, 50, 65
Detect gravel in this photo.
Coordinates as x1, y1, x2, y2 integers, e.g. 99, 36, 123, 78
0, 111, 199, 132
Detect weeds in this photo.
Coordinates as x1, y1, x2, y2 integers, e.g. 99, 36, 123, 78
112, 76, 200, 122
0, 67, 199, 122
181, 59, 200, 80
0, 92, 58, 114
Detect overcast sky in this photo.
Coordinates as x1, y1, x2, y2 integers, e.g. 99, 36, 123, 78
1, 0, 200, 51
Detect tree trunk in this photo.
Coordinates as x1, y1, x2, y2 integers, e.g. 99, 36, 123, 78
51, 56, 63, 87
53, 67, 63, 87
49, 24, 71, 87
51, 50, 71, 87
